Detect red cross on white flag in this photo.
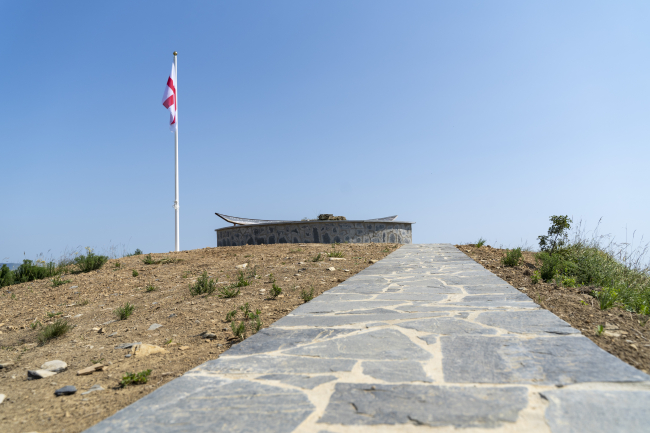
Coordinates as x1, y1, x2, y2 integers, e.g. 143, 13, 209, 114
162, 62, 177, 132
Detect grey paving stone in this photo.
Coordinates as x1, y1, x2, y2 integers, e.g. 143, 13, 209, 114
541, 389, 650, 433
461, 293, 532, 303
199, 355, 356, 375
362, 361, 433, 382
437, 274, 506, 286
256, 374, 337, 389
418, 335, 438, 345
463, 284, 520, 294
373, 293, 448, 301
85, 376, 313, 433
397, 317, 497, 335
291, 300, 405, 315
222, 328, 355, 356
274, 311, 444, 327
442, 335, 650, 385
317, 383, 527, 428
284, 329, 432, 361
476, 310, 580, 335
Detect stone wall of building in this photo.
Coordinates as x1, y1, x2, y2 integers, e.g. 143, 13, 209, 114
216, 221, 412, 246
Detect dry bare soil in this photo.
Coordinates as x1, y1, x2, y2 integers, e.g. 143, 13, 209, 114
458, 244, 650, 374
0, 243, 400, 433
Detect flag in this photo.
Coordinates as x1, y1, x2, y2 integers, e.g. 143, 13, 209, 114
162, 62, 177, 132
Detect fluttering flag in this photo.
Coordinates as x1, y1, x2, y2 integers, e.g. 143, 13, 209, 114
162, 62, 177, 132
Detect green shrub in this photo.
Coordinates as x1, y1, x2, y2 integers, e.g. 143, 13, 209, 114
328, 251, 344, 258
300, 287, 315, 302
38, 320, 71, 344
531, 271, 541, 284
134, 249, 143, 256
538, 215, 572, 254
74, 248, 108, 273
270, 284, 282, 299
562, 276, 576, 288
120, 369, 151, 387
14, 259, 58, 284
51, 276, 71, 287
225, 309, 238, 322
115, 302, 135, 320
593, 286, 618, 310
312, 253, 323, 262
145, 284, 156, 292
132, 269, 139, 277
234, 271, 250, 288
476, 238, 487, 248
190, 271, 217, 296
0, 264, 15, 287
142, 254, 159, 265
230, 320, 246, 340
502, 248, 522, 267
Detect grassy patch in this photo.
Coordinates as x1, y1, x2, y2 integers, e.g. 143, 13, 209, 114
142, 254, 159, 265
189, 271, 217, 296
132, 269, 139, 277
270, 283, 282, 299
145, 283, 156, 292
300, 287, 315, 302
475, 238, 487, 248
115, 302, 135, 320
502, 248, 523, 267
51, 276, 71, 287
120, 369, 151, 387
328, 251, 344, 258
38, 320, 71, 344
74, 248, 108, 273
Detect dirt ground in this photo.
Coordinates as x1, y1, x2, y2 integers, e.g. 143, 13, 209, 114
0, 243, 400, 433
457, 244, 650, 374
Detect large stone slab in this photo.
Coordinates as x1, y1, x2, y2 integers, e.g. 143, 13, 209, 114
256, 374, 337, 389
397, 317, 497, 335
317, 383, 528, 428
541, 388, 650, 433
222, 328, 355, 356
85, 376, 313, 433
200, 355, 356, 375
284, 329, 432, 361
476, 310, 579, 335
362, 361, 432, 382
442, 335, 650, 385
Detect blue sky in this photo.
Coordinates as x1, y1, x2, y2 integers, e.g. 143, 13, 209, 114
2, 1, 649, 262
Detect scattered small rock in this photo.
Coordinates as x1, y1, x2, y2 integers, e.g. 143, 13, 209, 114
28, 370, 57, 379
125, 354, 132, 358
168, 313, 177, 318
0, 361, 14, 369
179, 346, 190, 351
0, 394, 5, 405
132, 343, 167, 358
97, 328, 106, 334
81, 384, 105, 395
70, 286, 78, 289
329, 258, 346, 261
343, 269, 350, 272
54, 386, 77, 396
236, 263, 248, 269
41, 360, 68, 373
114, 342, 141, 350
77, 364, 105, 376
108, 332, 118, 337
200, 331, 217, 339
102, 320, 117, 325
148, 324, 163, 331
369, 259, 379, 264
327, 267, 336, 271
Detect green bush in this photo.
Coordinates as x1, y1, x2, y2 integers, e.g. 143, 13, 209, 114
270, 284, 282, 299
190, 271, 217, 296
120, 369, 151, 387
38, 320, 71, 344
475, 238, 487, 248
14, 259, 58, 284
115, 302, 135, 320
502, 248, 522, 267
0, 264, 15, 287
74, 248, 108, 273
538, 215, 572, 253
301, 287, 315, 302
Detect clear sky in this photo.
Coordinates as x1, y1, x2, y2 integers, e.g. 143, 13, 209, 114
2, 1, 649, 263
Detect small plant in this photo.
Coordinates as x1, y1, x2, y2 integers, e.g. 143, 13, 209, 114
38, 320, 71, 344
232, 271, 250, 288
115, 302, 135, 320
132, 269, 139, 277
531, 271, 541, 284
562, 276, 576, 288
328, 251, 344, 258
596, 324, 604, 336
145, 283, 156, 292
133, 249, 143, 256
538, 215, 572, 253
91, 358, 105, 364
300, 287, 315, 302
502, 248, 522, 267
218, 285, 240, 299
190, 271, 217, 296
252, 315, 263, 333
79, 299, 90, 306
382, 248, 390, 253
120, 369, 152, 387
142, 254, 159, 265
114, 262, 121, 269
51, 276, 71, 288
182, 271, 189, 278
240, 302, 251, 317
230, 320, 246, 340
30, 321, 41, 330
593, 287, 618, 310
289, 248, 302, 253
165, 338, 173, 345
580, 300, 588, 306
47, 312, 63, 318
312, 253, 323, 262
476, 238, 487, 248
268, 273, 276, 283
270, 284, 282, 299
74, 247, 109, 273
225, 309, 238, 322
11, 293, 16, 300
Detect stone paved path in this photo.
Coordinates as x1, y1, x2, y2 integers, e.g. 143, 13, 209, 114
87, 244, 650, 433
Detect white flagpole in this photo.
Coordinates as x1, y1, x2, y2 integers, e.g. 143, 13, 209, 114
173, 51, 180, 252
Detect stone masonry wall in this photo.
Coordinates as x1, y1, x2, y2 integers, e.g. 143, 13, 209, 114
216, 221, 412, 246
